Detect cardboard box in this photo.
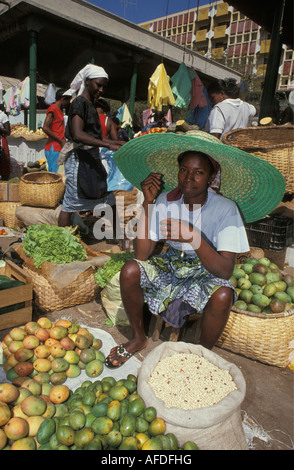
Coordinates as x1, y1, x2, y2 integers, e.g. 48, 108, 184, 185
0, 182, 20, 202
0, 259, 32, 330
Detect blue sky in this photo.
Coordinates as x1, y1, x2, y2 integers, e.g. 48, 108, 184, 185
87, 0, 209, 24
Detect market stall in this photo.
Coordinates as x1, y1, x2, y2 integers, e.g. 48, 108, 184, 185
0, 125, 293, 452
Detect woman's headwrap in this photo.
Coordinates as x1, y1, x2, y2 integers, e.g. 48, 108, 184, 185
64, 64, 109, 96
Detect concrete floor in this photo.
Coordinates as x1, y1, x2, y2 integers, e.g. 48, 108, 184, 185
0, 231, 293, 451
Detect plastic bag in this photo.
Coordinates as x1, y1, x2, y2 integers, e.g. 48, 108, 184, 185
44, 83, 56, 105
100, 272, 130, 326
100, 147, 133, 191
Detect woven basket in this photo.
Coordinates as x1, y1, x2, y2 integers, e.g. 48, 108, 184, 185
222, 126, 294, 194
217, 306, 294, 368
23, 264, 100, 311
19, 171, 65, 208
15, 241, 102, 311
0, 202, 23, 228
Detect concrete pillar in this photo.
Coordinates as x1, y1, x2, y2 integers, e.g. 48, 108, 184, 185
29, 30, 38, 131
259, 0, 284, 121
128, 56, 141, 137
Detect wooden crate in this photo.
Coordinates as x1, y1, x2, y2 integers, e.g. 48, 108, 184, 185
0, 259, 33, 330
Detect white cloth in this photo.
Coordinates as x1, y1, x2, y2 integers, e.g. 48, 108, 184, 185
0, 110, 9, 129
205, 98, 256, 140
65, 64, 109, 96
149, 189, 249, 256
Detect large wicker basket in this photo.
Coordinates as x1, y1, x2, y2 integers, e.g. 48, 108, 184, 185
15, 242, 103, 311
22, 264, 100, 311
222, 126, 294, 194
217, 306, 294, 368
19, 171, 65, 208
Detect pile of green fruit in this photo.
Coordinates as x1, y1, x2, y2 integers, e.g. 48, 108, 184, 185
0, 377, 199, 450
1, 318, 105, 386
230, 257, 294, 314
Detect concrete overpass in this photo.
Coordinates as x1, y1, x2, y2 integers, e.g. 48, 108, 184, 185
0, 0, 242, 128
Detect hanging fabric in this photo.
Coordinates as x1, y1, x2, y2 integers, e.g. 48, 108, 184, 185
165, 108, 172, 126
147, 63, 175, 111
189, 69, 208, 110
19, 76, 30, 107
142, 108, 153, 127
0, 81, 3, 105
187, 87, 211, 130
116, 103, 133, 129
170, 62, 196, 109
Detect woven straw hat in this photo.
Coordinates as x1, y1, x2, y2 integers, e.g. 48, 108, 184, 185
114, 131, 285, 223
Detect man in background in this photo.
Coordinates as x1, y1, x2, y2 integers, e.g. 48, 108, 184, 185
43, 89, 71, 172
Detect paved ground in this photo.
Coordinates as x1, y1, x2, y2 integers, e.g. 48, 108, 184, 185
0, 231, 293, 451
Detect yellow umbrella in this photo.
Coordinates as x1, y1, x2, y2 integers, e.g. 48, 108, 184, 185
147, 63, 175, 111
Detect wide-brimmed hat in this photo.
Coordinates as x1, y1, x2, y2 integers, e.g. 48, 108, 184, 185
113, 131, 285, 223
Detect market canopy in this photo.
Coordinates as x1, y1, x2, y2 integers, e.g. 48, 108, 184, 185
0, 0, 242, 103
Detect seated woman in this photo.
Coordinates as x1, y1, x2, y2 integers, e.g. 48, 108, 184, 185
105, 148, 249, 368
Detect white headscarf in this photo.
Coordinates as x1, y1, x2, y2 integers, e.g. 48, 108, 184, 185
64, 64, 109, 96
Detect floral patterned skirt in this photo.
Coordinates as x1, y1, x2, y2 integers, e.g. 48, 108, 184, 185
136, 246, 236, 328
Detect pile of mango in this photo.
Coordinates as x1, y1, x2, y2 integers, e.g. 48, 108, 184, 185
230, 257, 294, 314
1, 318, 105, 386
0, 377, 199, 450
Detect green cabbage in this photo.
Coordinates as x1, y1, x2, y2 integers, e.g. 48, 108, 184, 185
94, 252, 134, 288
22, 224, 87, 268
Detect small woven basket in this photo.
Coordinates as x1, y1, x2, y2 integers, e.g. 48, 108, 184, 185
0, 202, 23, 228
217, 306, 294, 368
222, 126, 294, 194
19, 171, 65, 208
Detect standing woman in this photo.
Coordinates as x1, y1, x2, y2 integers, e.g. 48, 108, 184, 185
0, 105, 12, 180
58, 64, 124, 227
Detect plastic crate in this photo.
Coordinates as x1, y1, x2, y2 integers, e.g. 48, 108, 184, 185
245, 215, 294, 252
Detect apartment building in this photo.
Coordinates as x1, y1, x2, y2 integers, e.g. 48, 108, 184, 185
139, 1, 293, 93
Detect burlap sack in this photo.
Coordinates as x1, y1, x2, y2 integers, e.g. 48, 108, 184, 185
137, 342, 248, 450
100, 272, 130, 326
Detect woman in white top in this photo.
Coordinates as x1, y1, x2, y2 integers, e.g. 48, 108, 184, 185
105, 150, 249, 368
205, 78, 256, 141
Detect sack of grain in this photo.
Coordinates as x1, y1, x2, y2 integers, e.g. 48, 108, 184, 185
137, 342, 248, 450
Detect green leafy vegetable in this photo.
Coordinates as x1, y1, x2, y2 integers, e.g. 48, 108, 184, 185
22, 224, 87, 268
94, 252, 135, 287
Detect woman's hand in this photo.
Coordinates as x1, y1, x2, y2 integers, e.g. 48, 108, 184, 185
160, 218, 200, 247
141, 173, 163, 204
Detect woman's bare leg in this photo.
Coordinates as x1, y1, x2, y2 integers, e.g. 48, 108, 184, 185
200, 287, 233, 349
58, 210, 72, 227
106, 259, 147, 366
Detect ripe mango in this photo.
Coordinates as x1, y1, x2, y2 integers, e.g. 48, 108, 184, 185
4, 416, 29, 440
21, 395, 47, 417
0, 382, 20, 403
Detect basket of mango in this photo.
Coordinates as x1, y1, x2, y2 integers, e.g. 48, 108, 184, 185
217, 256, 294, 368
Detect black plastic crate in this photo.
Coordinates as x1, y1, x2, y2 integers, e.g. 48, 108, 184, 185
245, 215, 294, 252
